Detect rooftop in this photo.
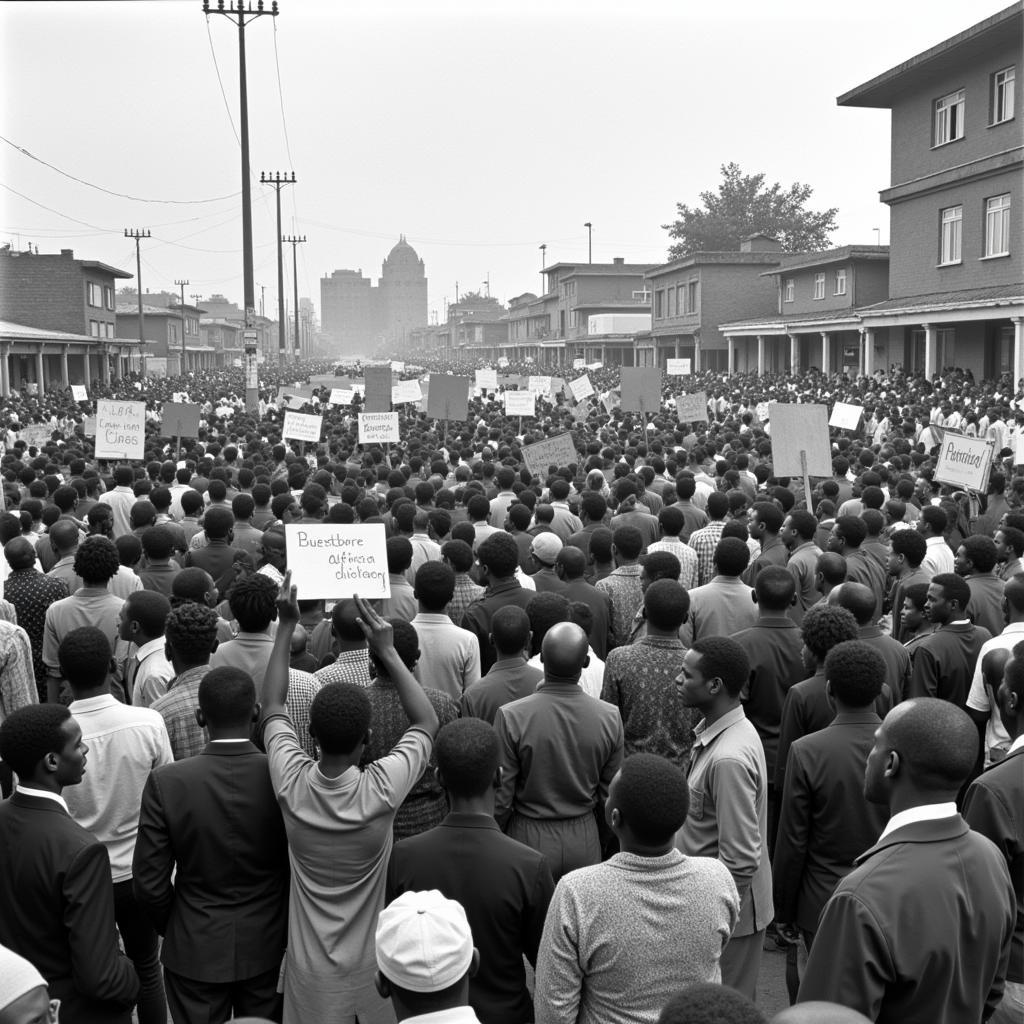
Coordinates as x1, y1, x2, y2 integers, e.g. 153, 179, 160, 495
0, 320, 97, 341
761, 245, 890, 276
646, 251, 787, 278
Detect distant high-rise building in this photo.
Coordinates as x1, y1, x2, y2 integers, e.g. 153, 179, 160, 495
379, 236, 428, 348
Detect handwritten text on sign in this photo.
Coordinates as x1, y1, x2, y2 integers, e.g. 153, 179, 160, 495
934, 433, 994, 492
675, 391, 708, 423
521, 432, 579, 478
504, 391, 536, 417
568, 375, 595, 401
285, 524, 391, 600
359, 412, 400, 444
282, 411, 323, 443
71, 384, 88, 401
94, 400, 146, 460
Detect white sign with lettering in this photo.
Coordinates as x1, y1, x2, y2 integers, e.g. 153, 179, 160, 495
285, 524, 391, 600
94, 400, 146, 460
282, 411, 323, 443
359, 412, 400, 444
503, 391, 536, 417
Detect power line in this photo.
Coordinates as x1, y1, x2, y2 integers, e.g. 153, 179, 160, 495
205, 13, 241, 146
0, 183, 116, 232
272, 20, 295, 171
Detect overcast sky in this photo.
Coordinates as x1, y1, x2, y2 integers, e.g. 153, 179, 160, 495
0, 0, 1011, 324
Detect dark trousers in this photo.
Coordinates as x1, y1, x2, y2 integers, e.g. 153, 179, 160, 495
165, 964, 282, 1024
112, 879, 165, 1024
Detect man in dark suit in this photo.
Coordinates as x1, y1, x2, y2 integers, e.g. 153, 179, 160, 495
387, 718, 554, 1024
133, 666, 290, 1023
556, 546, 612, 658
798, 698, 1015, 1023
0, 704, 139, 1023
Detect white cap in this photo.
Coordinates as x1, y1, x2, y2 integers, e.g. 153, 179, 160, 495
375, 890, 473, 993
0, 945, 47, 1010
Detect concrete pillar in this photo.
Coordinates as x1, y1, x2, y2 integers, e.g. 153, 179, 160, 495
789, 334, 800, 374
923, 323, 936, 379
674, 338, 680, 358
693, 336, 701, 373
727, 338, 735, 375
862, 328, 875, 377
1012, 317, 1024, 390
100, 345, 110, 385
83, 348, 92, 385
60, 345, 70, 387
757, 335, 765, 376
821, 332, 830, 375
36, 348, 45, 392
0, 344, 8, 398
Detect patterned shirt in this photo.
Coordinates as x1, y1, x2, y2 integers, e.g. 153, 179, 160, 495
2, 568, 68, 700
646, 539, 700, 590
596, 565, 645, 648
0, 620, 36, 723
447, 573, 485, 627
600, 636, 696, 767
314, 648, 371, 688
151, 664, 210, 760
688, 520, 727, 587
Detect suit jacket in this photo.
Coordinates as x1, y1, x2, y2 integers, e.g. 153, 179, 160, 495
561, 577, 613, 659
132, 740, 290, 982
387, 812, 554, 1024
799, 815, 1014, 1024
908, 621, 992, 707
0, 792, 139, 1023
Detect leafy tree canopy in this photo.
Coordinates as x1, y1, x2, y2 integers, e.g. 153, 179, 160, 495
663, 162, 839, 259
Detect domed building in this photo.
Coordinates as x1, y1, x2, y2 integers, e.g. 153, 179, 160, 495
379, 236, 428, 348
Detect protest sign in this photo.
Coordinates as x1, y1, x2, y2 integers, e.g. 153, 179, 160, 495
363, 364, 392, 413
70, 384, 88, 402
619, 368, 661, 414
358, 412, 400, 444
586, 362, 603, 371
568, 375, 595, 402
503, 391, 536, 417
285, 524, 390, 600
755, 402, 770, 422
94, 400, 146, 460
282, 411, 323, 444
1015, 433, 1024, 467
602, 390, 620, 415
497, 356, 510, 368
572, 358, 586, 370
666, 358, 692, 375
475, 368, 498, 391
392, 379, 423, 405
20, 424, 51, 449
768, 403, 832, 477
528, 375, 553, 395
426, 375, 471, 421
161, 402, 202, 439
829, 402, 863, 431
328, 388, 354, 406
521, 432, 579, 477
935, 433, 994, 491
390, 360, 405, 374
675, 391, 709, 423
82, 417, 96, 437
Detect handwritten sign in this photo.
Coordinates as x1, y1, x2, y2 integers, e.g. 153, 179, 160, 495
392, 379, 423, 405
497, 356, 510, 368
568, 375, 595, 402
935, 433, 994, 492
572, 358, 586, 370
586, 362, 603, 371
504, 391, 536, 417
359, 412, 400, 444
475, 368, 498, 391
526, 376, 551, 395
427, 375, 471, 421
328, 388, 354, 406
285, 523, 391, 600
161, 401, 202, 438
363, 364, 393, 413
666, 358, 691, 375
768, 403, 832, 477
390, 360, 405, 374
829, 402, 863, 431
282, 411, 323, 444
70, 384, 88, 402
620, 368, 661, 414
94, 400, 146, 460
521, 432, 579, 478
20, 424, 51, 449
676, 391, 709, 423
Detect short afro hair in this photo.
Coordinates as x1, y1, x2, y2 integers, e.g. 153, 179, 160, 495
891, 528, 926, 566
0, 703, 72, 778
227, 573, 278, 632
643, 579, 690, 632
801, 603, 858, 661
825, 640, 884, 707
613, 753, 689, 845
834, 515, 867, 548
414, 561, 456, 612
198, 667, 255, 728
959, 535, 998, 574
124, 590, 172, 639
59, 626, 112, 691
477, 532, 519, 578
657, 983, 766, 1024
612, 525, 644, 560
643, 550, 681, 584
441, 539, 474, 574
164, 602, 221, 664
526, 593, 572, 655
754, 565, 795, 611
690, 636, 749, 698
309, 682, 372, 755
73, 535, 120, 585
435, 718, 500, 798
930, 572, 971, 614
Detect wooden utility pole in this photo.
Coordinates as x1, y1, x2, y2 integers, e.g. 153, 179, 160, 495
261, 171, 295, 366
283, 234, 306, 360
124, 228, 151, 378
175, 278, 189, 372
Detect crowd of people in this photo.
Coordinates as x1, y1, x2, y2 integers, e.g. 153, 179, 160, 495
0, 352, 1021, 1024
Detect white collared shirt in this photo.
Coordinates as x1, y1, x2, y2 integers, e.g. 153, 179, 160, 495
878, 801, 957, 842
16, 785, 69, 814
1008, 733, 1024, 756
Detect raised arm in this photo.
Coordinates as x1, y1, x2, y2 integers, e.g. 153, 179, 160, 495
262, 571, 299, 717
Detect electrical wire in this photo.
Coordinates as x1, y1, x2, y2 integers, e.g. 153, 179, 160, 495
272, 20, 295, 172
206, 14, 241, 147
0, 183, 116, 233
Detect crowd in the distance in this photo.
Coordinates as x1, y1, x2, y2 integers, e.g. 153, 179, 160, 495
0, 354, 1020, 1024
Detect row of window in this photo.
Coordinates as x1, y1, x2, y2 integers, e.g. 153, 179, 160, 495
654, 281, 699, 319
933, 65, 1015, 147
85, 282, 115, 310
88, 320, 115, 338
783, 268, 848, 303
939, 193, 1012, 265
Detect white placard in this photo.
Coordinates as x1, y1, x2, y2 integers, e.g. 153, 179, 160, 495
390, 360, 405, 373
497, 357, 510, 368
666, 358, 692, 375
586, 362, 603, 371
282, 411, 323, 443
829, 402, 864, 431
359, 412, 400, 444
476, 368, 498, 390
94, 400, 146, 460
71, 384, 88, 402
504, 391, 536, 417
392, 380, 423, 405
329, 388, 354, 406
934, 433, 994, 492
572, 358, 586, 370
568, 375, 595, 402
285, 523, 391, 600
675, 391, 709, 423
768, 403, 833, 477
1015, 433, 1024, 467
527, 375, 552, 395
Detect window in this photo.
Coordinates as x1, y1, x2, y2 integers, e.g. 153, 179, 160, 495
104, 285, 114, 310
86, 282, 102, 307
168, 322, 178, 344
667, 288, 675, 317
784, 279, 795, 302
834, 268, 847, 296
687, 280, 698, 314
104, 322, 114, 339
676, 285, 685, 313
655, 290, 664, 318
934, 89, 965, 145
89, 319, 99, 336
984, 194, 1011, 257
992, 66, 1015, 124
813, 273, 825, 299
940, 205, 962, 264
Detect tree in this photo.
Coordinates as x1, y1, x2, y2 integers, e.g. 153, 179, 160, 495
662, 163, 839, 259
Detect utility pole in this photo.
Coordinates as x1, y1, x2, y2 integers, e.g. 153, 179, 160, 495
258, 283, 266, 318
124, 228, 150, 379
204, 0, 278, 413
190, 293, 202, 369
261, 171, 295, 366
283, 234, 306, 360
584, 222, 592, 264
539, 243, 547, 293
483, 273, 490, 298
175, 278, 189, 373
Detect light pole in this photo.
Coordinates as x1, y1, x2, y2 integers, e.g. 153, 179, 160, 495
539, 243, 547, 294
283, 234, 306, 361
260, 171, 295, 367
174, 278, 189, 373
584, 222, 592, 264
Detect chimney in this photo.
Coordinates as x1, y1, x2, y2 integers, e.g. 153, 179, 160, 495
740, 234, 782, 253
60, 249, 74, 257
613, 257, 624, 265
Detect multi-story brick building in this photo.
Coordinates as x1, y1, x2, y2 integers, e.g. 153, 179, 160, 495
839, 2, 1023, 380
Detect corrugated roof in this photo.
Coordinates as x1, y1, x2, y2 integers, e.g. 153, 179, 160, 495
859, 283, 1024, 312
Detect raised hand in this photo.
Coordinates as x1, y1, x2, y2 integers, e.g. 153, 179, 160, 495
276, 570, 300, 625
352, 594, 395, 658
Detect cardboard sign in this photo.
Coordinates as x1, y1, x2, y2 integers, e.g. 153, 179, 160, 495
1015, 432, 1024, 467
328, 388, 354, 406
497, 357, 510, 368
359, 412, 400, 445
829, 402, 864, 431
755, 402, 770, 422
390, 360, 405, 374
427, 375, 471, 421
602, 390, 620, 415
20, 424, 51, 449
521, 432, 579, 478
94, 400, 146, 460
572, 358, 586, 370
666, 358, 691, 375
282, 411, 323, 444
528, 375, 553, 395
71, 384, 88, 402
475, 368, 498, 391
392, 379, 423, 405
568, 375, 595, 402
619, 368, 661, 414
934, 433, 994, 492
161, 401, 202, 438
504, 391, 536, 417
285, 523, 391, 600
586, 362, 603, 371
83, 417, 96, 437
363, 365, 393, 413
768, 403, 832, 477
676, 391, 709, 423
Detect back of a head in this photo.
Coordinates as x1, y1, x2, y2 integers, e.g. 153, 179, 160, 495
754, 565, 795, 611
141, 525, 174, 561
706, 490, 729, 520
817, 551, 848, 586
165, 601, 220, 664
58, 626, 112, 693
540, 620, 589, 677
886, 697, 978, 794
556, 545, 587, 580
832, 581, 876, 626
612, 525, 644, 561
415, 561, 456, 612
835, 515, 866, 548
309, 682, 372, 756
227, 573, 278, 632
491, 604, 531, 656
801, 602, 859, 662
125, 589, 172, 638
198, 667, 256, 730
478, 532, 518, 579
203, 506, 234, 540
589, 527, 614, 563
771, 1002, 873, 1024
643, 550, 681, 585
614, 753, 689, 845
527, 592, 572, 653
891, 527, 926, 567
825, 639, 884, 708
644, 579, 690, 632
714, 537, 750, 578
232, 492, 256, 520
658, 983, 767, 1024
658, 505, 685, 537
436, 718, 499, 798
386, 536, 415, 575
